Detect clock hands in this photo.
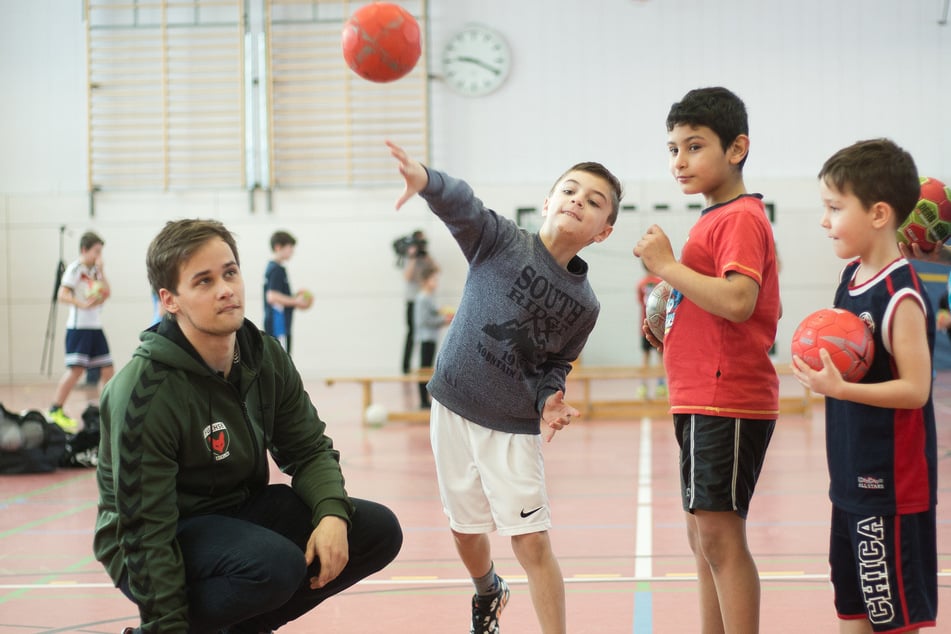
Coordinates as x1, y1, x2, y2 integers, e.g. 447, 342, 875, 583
448, 56, 502, 75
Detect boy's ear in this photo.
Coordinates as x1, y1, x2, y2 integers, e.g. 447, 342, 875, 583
590, 224, 613, 245
869, 201, 894, 229
541, 196, 550, 216
728, 134, 750, 166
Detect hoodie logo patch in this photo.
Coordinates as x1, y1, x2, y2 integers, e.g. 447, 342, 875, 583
204, 422, 231, 461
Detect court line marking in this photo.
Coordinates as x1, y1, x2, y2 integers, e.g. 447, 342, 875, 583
10, 572, 951, 592
633, 417, 654, 633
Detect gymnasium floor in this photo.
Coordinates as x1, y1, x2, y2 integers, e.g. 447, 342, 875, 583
1, 374, 950, 633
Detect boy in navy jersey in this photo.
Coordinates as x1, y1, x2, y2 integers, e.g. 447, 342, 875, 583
792, 138, 938, 633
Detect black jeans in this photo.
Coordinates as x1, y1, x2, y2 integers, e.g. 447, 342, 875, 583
418, 340, 436, 407
402, 300, 415, 373
119, 485, 402, 633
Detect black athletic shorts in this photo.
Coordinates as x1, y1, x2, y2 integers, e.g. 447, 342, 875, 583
673, 414, 775, 519
829, 506, 937, 632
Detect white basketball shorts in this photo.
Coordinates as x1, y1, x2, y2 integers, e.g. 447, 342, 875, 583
429, 398, 550, 536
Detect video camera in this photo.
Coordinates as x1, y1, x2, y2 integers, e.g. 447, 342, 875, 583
393, 231, 427, 266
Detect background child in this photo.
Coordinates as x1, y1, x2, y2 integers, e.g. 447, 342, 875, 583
792, 138, 937, 633
634, 86, 780, 633
413, 261, 451, 409
264, 230, 312, 354
400, 229, 436, 374
49, 231, 114, 433
388, 139, 622, 634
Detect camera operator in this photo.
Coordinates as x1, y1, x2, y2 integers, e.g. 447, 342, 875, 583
397, 230, 435, 374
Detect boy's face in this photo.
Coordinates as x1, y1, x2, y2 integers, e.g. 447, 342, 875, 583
541, 170, 614, 244
667, 124, 744, 199
274, 243, 295, 262
160, 237, 245, 339
80, 243, 103, 267
819, 178, 879, 260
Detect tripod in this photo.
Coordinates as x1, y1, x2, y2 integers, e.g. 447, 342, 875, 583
41, 226, 66, 376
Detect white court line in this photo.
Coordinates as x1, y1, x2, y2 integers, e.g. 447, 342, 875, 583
634, 416, 653, 579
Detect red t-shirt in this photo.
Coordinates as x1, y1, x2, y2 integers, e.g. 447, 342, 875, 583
663, 194, 780, 419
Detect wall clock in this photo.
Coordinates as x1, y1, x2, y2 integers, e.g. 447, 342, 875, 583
441, 25, 511, 97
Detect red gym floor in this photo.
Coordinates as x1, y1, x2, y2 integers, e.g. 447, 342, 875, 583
1, 374, 949, 633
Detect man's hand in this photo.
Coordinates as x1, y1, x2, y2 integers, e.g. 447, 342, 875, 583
305, 515, 349, 590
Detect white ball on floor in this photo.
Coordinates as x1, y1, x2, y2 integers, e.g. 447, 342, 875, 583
365, 403, 388, 426
0, 422, 24, 452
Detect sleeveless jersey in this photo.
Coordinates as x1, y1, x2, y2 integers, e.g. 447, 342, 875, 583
826, 258, 937, 515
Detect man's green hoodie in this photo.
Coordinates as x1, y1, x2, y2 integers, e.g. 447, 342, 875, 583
94, 318, 353, 631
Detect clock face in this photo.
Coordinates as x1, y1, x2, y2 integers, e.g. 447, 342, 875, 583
441, 26, 511, 97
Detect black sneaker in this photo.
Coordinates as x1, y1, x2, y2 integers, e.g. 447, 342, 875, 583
470, 576, 509, 634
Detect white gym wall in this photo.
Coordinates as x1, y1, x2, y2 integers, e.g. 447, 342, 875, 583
1, 0, 949, 382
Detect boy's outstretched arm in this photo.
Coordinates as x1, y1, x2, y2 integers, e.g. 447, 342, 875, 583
386, 140, 429, 209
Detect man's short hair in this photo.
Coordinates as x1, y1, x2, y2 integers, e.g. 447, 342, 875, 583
147, 219, 240, 296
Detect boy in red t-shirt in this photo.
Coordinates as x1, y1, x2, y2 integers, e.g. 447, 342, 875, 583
634, 86, 780, 633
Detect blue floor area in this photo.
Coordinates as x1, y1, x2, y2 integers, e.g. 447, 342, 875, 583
915, 261, 951, 369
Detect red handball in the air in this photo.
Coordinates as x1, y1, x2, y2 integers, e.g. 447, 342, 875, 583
341, 3, 421, 83
790, 308, 874, 382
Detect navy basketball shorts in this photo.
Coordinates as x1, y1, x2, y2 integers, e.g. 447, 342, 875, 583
673, 414, 775, 519
829, 506, 937, 632
64, 328, 112, 369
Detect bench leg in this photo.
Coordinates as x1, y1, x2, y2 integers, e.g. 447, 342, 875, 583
581, 379, 592, 417
360, 381, 372, 426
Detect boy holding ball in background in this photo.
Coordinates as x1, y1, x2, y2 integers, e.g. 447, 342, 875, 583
264, 230, 313, 355
792, 138, 937, 633
49, 231, 113, 433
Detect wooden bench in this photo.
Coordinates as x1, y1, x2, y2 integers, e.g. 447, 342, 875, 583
325, 363, 816, 426
565, 362, 816, 420
325, 370, 434, 425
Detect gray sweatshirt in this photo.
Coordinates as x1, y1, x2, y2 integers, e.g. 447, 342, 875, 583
421, 167, 600, 435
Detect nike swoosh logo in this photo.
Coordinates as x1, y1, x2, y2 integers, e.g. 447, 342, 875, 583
520, 506, 543, 518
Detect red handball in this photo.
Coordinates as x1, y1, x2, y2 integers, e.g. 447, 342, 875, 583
341, 3, 421, 83
896, 176, 951, 253
790, 308, 874, 382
